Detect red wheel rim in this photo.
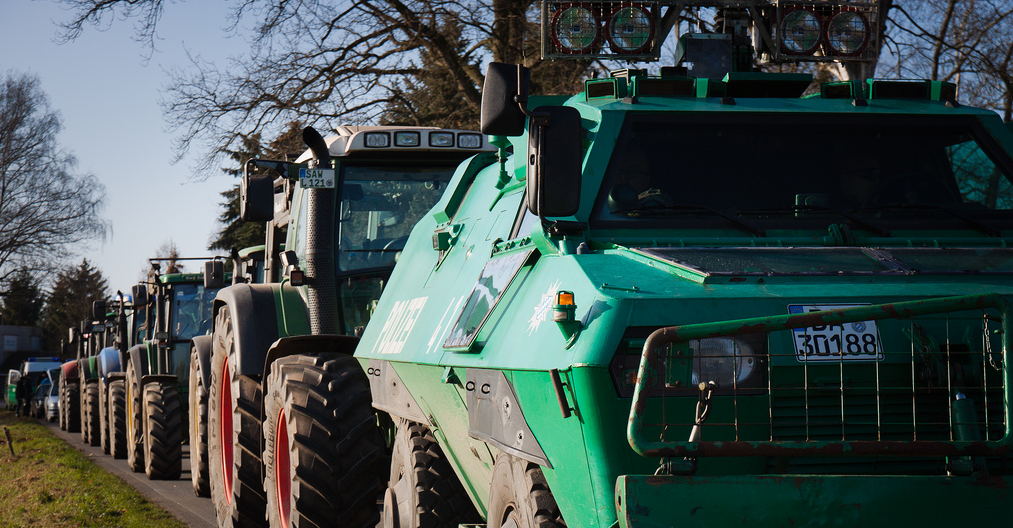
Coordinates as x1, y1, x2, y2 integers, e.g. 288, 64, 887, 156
275, 409, 291, 528
220, 358, 234, 503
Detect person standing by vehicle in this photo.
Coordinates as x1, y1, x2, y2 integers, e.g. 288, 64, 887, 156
15, 375, 31, 417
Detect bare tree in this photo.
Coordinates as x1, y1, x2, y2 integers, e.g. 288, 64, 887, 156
887, 0, 1013, 119
56, 0, 591, 174
0, 71, 107, 289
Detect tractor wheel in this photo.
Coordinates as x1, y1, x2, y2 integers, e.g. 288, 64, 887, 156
208, 308, 267, 528
65, 381, 80, 433
263, 354, 388, 528
84, 381, 100, 447
383, 421, 479, 528
143, 380, 183, 480
109, 379, 128, 459
126, 365, 145, 472
189, 348, 210, 497
58, 381, 66, 430
486, 453, 565, 528
79, 383, 89, 443
99, 379, 111, 454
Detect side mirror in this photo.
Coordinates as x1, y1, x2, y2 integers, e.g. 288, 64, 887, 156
279, 250, 305, 286
481, 62, 530, 136
204, 260, 226, 289
241, 160, 276, 222
526, 106, 583, 217
92, 300, 107, 320
131, 284, 148, 307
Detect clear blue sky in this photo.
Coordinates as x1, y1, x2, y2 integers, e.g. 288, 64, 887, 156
0, 1, 248, 293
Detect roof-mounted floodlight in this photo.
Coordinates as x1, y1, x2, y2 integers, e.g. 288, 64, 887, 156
551, 3, 601, 54
543, 1, 660, 60
540, 1, 879, 64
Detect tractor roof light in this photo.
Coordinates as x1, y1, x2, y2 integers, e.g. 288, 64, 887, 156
826, 9, 870, 56
778, 7, 822, 55
394, 131, 420, 147
429, 131, 454, 147
364, 132, 391, 148
457, 133, 484, 149
551, 3, 601, 55
606, 4, 654, 55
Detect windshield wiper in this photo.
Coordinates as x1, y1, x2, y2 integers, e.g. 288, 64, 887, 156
737, 205, 891, 237
849, 203, 1000, 237
611, 203, 766, 237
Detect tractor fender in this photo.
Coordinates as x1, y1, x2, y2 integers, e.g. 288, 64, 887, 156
261, 335, 359, 388
190, 334, 213, 391
79, 356, 100, 382
213, 283, 281, 377
97, 347, 122, 382
127, 344, 150, 382
61, 361, 79, 382
140, 374, 177, 387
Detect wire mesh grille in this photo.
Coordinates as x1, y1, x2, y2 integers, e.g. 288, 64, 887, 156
628, 296, 1011, 460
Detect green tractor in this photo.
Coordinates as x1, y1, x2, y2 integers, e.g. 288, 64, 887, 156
344, 3, 1013, 528
200, 125, 493, 526
124, 261, 226, 480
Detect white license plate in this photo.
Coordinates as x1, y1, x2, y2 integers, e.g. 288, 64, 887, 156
788, 304, 882, 362
299, 168, 335, 189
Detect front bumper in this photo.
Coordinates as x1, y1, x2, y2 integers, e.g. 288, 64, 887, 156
616, 474, 1012, 527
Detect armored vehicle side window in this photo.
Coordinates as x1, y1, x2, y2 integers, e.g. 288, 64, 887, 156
444, 250, 532, 351
593, 115, 1013, 231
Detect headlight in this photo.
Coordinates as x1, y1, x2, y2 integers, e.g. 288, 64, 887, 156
606, 4, 654, 54
690, 337, 757, 387
779, 8, 822, 55
826, 9, 869, 56
457, 133, 483, 149
551, 4, 601, 54
429, 131, 454, 147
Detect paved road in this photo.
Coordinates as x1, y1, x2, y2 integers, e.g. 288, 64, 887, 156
43, 420, 217, 528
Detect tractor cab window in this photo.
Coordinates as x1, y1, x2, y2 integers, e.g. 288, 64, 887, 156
170, 284, 217, 341
592, 115, 1013, 232
334, 161, 457, 335
336, 162, 456, 272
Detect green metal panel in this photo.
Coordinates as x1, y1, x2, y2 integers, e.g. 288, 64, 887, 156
616, 474, 1012, 527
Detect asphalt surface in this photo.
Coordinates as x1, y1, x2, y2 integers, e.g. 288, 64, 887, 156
43, 419, 217, 528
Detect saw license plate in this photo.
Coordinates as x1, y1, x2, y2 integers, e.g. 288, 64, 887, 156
788, 304, 882, 362
299, 168, 335, 189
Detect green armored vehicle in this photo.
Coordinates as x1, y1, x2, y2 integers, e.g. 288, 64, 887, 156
346, 3, 1013, 528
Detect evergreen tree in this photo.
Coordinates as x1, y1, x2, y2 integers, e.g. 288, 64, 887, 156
0, 268, 44, 327
209, 123, 303, 252
40, 259, 109, 350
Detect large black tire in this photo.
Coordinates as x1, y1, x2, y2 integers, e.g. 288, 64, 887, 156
189, 347, 210, 497
65, 381, 80, 433
486, 453, 565, 528
208, 308, 267, 528
84, 381, 101, 447
126, 364, 145, 472
143, 380, 183, 480
79, 383, 89, 443
99, 379, 111, 454
58, 381, 67, 430
109, 379, 128, 459
263, 354, 388, 528
384, 421, 479, 528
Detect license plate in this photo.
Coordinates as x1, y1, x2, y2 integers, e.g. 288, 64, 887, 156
299, 168, 335, 188
788, 304, 882, 362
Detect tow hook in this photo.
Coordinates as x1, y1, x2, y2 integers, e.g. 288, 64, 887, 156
656, 381, 717, 476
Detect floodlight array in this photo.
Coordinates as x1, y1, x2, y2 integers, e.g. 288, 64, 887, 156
774, 1, 878, 61
544, 1, 661, 60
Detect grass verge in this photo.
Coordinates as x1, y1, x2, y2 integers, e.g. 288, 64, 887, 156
0, 412, 186, 528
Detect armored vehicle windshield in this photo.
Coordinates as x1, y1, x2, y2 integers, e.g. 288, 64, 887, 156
594, 114, 1013, 233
